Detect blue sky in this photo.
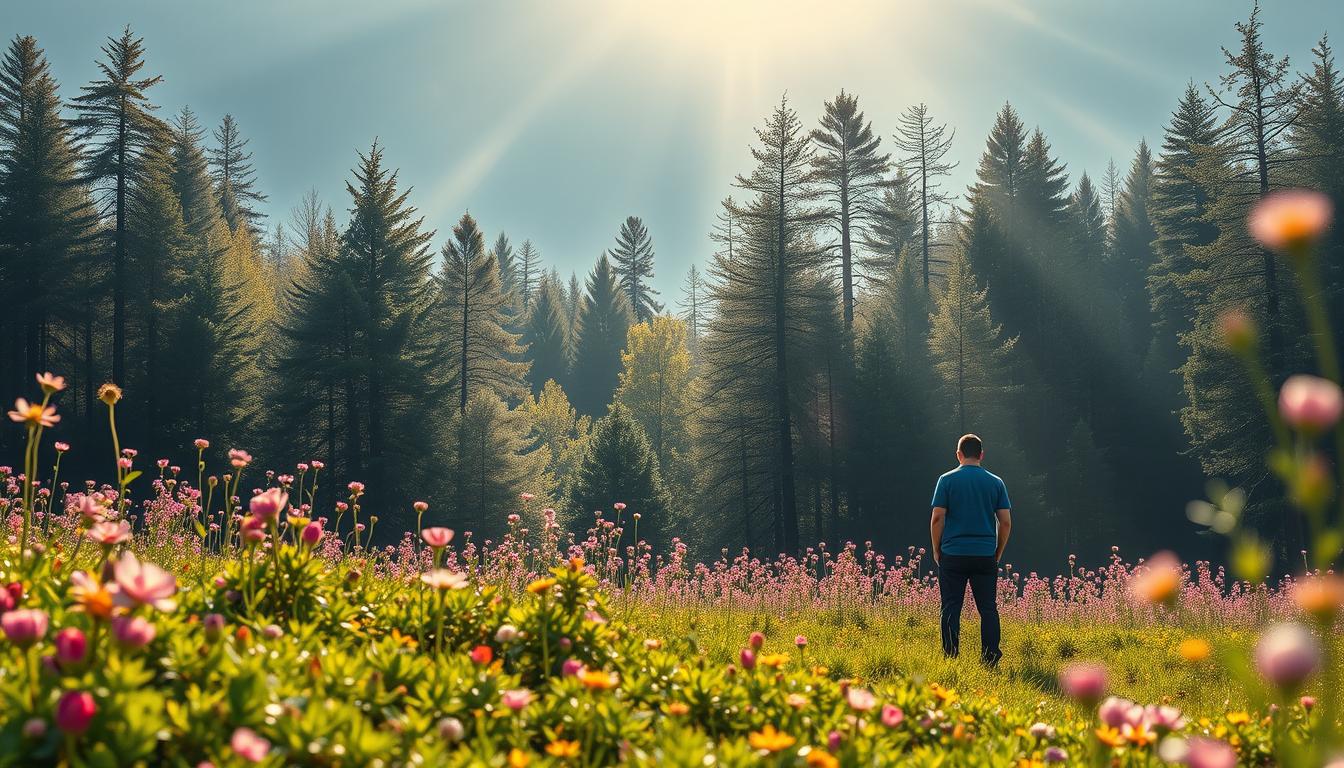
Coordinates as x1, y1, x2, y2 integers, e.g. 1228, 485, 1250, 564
6, 0, 1337, 300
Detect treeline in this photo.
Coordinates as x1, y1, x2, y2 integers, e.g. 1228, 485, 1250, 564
1, 6, 1340, 565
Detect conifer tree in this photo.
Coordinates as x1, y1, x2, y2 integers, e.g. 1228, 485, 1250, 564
566, 272, 582, 329
492, 232, 516, 294
893, 103, 957, 290
569, 253, 633, 416
616, 317, 694, 498
676, 265, 707, 359
1293, 36, 1344, 315
565, 403, 672, 552
811, 90, 889, 329
521, 378, 591, 490
1111, 141, 1160, 359
861, 170, 919, 285
610, 215, 662, 322
209, 113, 266, 235
522, 274, 570, 394
444, 391, 550, 538
70, 26, 167, 391
516, 238, 539, 313
437, 212, 529, 413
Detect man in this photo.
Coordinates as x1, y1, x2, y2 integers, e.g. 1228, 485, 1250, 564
930, 433, 1011, 666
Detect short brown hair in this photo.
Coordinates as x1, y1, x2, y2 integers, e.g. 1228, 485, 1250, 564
958, 434, 983, 459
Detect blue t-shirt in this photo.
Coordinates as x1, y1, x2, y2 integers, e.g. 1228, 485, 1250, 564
931, 465, 1011, 557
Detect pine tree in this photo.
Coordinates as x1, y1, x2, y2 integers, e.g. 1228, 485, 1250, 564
566, 272, 582, 329
436, 212, 529, 413
811, 90, 889, 329
1111, 141, 1160, 359
1293, 36, 1344, 317
565, 403, 672, 552
492, 232, 516, 294
444, 392, 550, 539
616, 317, 694, 499
70, 26, 167, 391
861, 170, 919, 285
610, 215, 662, 322
522, 274, 570, 394
676, 265, 707, 359
516, 238, 539, 313
893, 103, 957, 290
928, 247, 1017, 434
209, 113, 266, 235
569, 253, 634, 416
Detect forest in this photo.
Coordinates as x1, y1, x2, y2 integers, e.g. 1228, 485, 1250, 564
0, 4, 1340, 571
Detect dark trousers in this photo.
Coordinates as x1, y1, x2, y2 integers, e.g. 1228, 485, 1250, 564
938, 554, 1001, 665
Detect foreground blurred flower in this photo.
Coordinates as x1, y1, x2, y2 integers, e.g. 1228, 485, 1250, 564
526, 577, 557, 594
501, 688, 534, 711
420, 569, 468, 591
1278, 375, 1343, 433
881, 704, 904, 728
301, 521, 323, 546
421, 527, 453, 549
846, 687, 876, 712
112, 616, 156, 650
86, 520, 131, 547
55, 691, 96, 734
545, 740, 580, 758
35, 372, 66, 394
69, 571, 114, 621
1178, 637, 1212, 662
1185, 736, 1237, 768
1129, 551, 1181, 606
1292, 574, 1344, 623
53, 627, 87, 667
1249, 188, 1333, 254
1058, 662, 1107, 703
470, 645, 493, 665
1099, 696, 1141, 728
1255, 622, 1321, 690
748, 724, 795, 753
8, 398, 59, 427
231, 727, 270, 763
1, 609, 49, 648
437, 717, 464, 742
249, 487, 288, 520
112, 551, 177, 611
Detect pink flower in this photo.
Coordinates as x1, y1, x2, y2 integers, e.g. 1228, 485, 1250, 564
112, 551, 177, 612
54, 441, 69, 453
1143, 704, 1185, 731
1043, 747, 1068, 764
561, 659, 584, 677
301, 521, 323, 546
111, 616, 156, 650
420, 569, 469, 591
1249, 188, 1333, 252
1301, 695, 1317, 711
194, 439, 209, 450
228, 449, 252, 468
739, 648, 756, 670
519, 492, 535, 502
794, 635, 808, 648
748, 631, 765, 650
421, 527, 454, 549
1279, 375, 1343, 433
1255, 623, 1321, 689
413, 501, 428, 513
231, 727, 270, 763
240, 516, 267, 543
1185, 737, 1237, 768
613, 502, 626, 511
501, 688, 534, 711
1028, 722, 1055, 740
53, 627, 87, 666
2, 609, 49, 648
1058, 662, 1107, 703
8, 398, 59, 427
880, 704, 904, 727
76, 494, 105, 523
203, 613, 226, 641
249, 488, 288, 521
36, 372, 67, 394
86, 520, 131, 547
1098, 696, 1141, 728
54, 691, 96, 734
846, 687, 876, 712
347, 481, 365, 496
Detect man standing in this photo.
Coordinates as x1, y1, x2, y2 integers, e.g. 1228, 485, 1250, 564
930, 434, 1012, 666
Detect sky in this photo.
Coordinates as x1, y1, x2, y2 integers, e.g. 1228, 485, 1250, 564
6, 0, 1337, 301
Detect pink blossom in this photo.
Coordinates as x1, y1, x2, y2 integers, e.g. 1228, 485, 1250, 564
1185, 737, 1237, 768
880, 704, 904, 727
420, 569, 469, 591
794, 635, 808, 648
53, 627, 87, 666
54, 441, 69, 453
1143, 704, 1185, 731
86, 520, 131, 547
561, 659, 584, 677
301, 521, 323, 545
112, 551, 177, 612
739, 648, 755, 670
1279, 375, 1343, 433
231, 727, 270, 763
111, 616, 156, 650
421, 527, 454, 549
249, 488, 288, 520
1098, 696, 1142, 728
1255, 623, 1320, 689
1249, 188, 1333, 252
194, 439, 209, 450
54, 691, 96, 734
846, 687, 876, 712
1, 609, 48, 647
501, 688, 534, 711
1058, 662, 1107, 703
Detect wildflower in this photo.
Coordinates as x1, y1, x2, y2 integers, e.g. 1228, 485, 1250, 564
1094, 725, 1125, 748
228, 449, 252, 469
53, 627, 87, 667
1122, 721, 1158, 748
470, 645, 493, 665
827, 731, 842, 751
69, 571, 114, 621
1184, 737, 1237, 768
1058, 662, 1107, 703
526, 577, 557, 594
845, 687, 876, 712
1279, 375, 1343, 433
193, 439, 209, 450
1178, 637, 1211, 662
1225, 710, 1251, 726
1043, 747, 1068, 764
54, 691, 96, 734
739, 648, 756, 670
1249, 188, 1333, 254
519, 492, 535, 502
508, 748, 530, 768
881, 704, 905, 727
54, 441, 69, 452
1099, 696, 1141, 728
96, 383, 122, 406
613, 502, 626, 511
35, 372, 67, 394
112, 551, 177, 612
759, 652, 789, 669
569, 556, 585, 571
1129, 551, 1181, 606
2, 609, 49, 648
748, 724, 795, 753
1292, 574, 1344, 622
86, 520, 131, 547
546, 740, 580, 758
1029, 722, 1056, 740
795, 634, 808, 648
787, 693, 808, 709
501, 688, 534, 711
203, 613, 226, 642
1144, 705, 1186, 731
495, 624, 518, 643
579, 669, 619, 690
420, 569, 469, 591
666, 701, 690, 715
1255, 623, 1321, 689
347, 481, 365, 496
111, 616, 156, 650
231, 727, 270, 763
249, 488, 288, 520
301, 521, 323, 545
8, 398, 59, 427
1301, 695, 1316, 711
438, 717, 464, 742
22, 718, 46, 740
748, 631, 765, 649
804, 748, 838, 768
421, 527, 454, 549
561, 658, 583, 676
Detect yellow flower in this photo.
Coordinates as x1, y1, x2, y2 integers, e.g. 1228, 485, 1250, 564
579, 669, 619, 691
1226, 711, 1251, 726
508, 748, 530, 768
1095, 726, 1126, 748
1178, 637, 1211, 662
70, 570, 114, 621
758, 653, 789, 669
666, 701, 690, 716
804, 748, 838, 768
97, 382, 122, 406
389, 629, 417, 648
748, 725, 795, 753
545, 740, 580, 758
527, 577, 557, 594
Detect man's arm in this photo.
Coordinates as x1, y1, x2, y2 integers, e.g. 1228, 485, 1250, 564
930, 507, 946, 564
994, 508, 1012, 562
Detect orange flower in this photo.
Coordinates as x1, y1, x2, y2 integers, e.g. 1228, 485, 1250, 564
748, 724, 795, 753
508, 748, 530, 768
69, 571, 114, 621
568, 557, 585, 571
8, 398, 59, 427
1293, 575, 1344, 623
759, 653, 789, 669
1249, 188, 1333, 253
580, 669, 619, 691
1226, 711, 1251, 726
1130, 551, 1181, 606
1178, 637, 1212, 662
97, 382, 122, 406
666, 701, 689, 716
389, 629, 417, 648
527, 577, 557, 594
1122, 722, 1157, 748
545, 740, 580, 758
804, 748, 838, 768
1095, 725, 1126, 748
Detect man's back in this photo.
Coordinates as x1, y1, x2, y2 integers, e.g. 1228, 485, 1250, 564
931, 465, 1010, 557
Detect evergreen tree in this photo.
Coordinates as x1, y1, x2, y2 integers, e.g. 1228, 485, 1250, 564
566, 272, 582, 329
861, 170, 919, 285
676, 265, 707, 359
521, 378, 591, 491
893, 103, 957, 290
209, 114, 266, 235
516, 238, 539, 313
616, 317, 694, 499
569, 253, 633, 416
1111, 141, 1160, 359
70, 26, 167, 391
610, 215, 662, 322
811, 89, 889, 329
522, 274, 570, 394
436, 212, 529, 413
566, 403, 672, 552
444, 391, 550, 539
1293, 36, 1344, 318
492, 232, 516, 294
